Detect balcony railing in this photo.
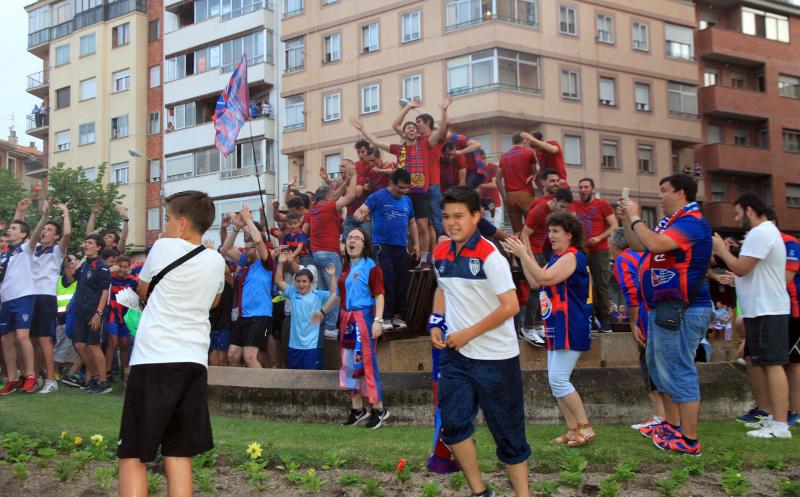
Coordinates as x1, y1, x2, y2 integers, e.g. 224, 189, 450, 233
445, 10, 538, 32
26, 70, 48, 90
283, 122, 304, 132
24, 159, 46, 176
221, 165, 257, 179
28, 28, 50, 48
75, 5, 104, 29
447, 82, 542, 97
222, 0, 273, 21
107, 0, 147, 20
27, 1, 145, 49
26, 113, 49, 131
50, 20, 74, 40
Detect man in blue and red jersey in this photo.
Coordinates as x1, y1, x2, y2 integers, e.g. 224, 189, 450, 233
105, 254, 137, 384
620, 173, 712, 456
609, 228, 664, 430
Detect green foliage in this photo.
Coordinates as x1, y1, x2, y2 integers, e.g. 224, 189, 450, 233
531, 479, 560, 497
420, 481, 441, 497
2, 432, 34, 462
657, 478, 680, 497
36, 447, 57, 468
148, 471, 165, 494
719, 451, 743, 470
396, 466, 412, 483
338, 474, 363, 487
559, 452, 588, 473
193, 467, 216, 493
683, 457, 705, 477
764, 457, 787, 470
192, 449, 218, 470
558, 470, 584, 488
54, 459, 79, 481
362, 477, 384, 496
670, 468, 689, 485
12, 462, 29, 480
449, 472, 466, 490
95, 465, 119, 490
610, 461, 637, 484
599, 477, 621, 497
720, 468, 749, 497
322, 450, 348, 470
239, 459, 269, 491
287, 468, 324, 493
72, 449, 94, 469
0, 169, 27, 224
777, 477, 800, 497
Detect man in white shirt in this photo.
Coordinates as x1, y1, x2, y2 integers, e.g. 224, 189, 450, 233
713, 192, 791, 439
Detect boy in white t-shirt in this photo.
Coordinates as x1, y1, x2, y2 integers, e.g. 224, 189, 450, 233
117, 190, 225, 495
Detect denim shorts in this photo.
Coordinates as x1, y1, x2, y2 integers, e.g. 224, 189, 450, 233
438, 349, 531, 465
646, 305, 711, 404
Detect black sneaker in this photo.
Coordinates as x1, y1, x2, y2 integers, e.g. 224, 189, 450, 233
470, 489, 495, 497
81, 377, 99, 392
90, 381, 112, 395
342, 408, 369, 426
598, 319, 613, 333
61, 374, 85, 388
365, 408, 390, 429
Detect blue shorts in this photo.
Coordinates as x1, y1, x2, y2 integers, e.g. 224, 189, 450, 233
105, 321, 130, 337
287, 347, 323, 370
0, 296, 36, 335
646, 305, 712, 404
64, 304, 77, 339
209, 329, 230, 352
438, 349, 531, 465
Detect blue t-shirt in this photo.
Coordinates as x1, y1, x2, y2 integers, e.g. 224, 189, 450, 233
541, 248, 592, 352
73, 257, 111, 319
364, 188, 414, 246
238, 253, 274, 318
284, 285, 330, 349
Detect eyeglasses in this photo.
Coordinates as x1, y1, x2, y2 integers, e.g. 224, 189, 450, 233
346, 235, 365, 242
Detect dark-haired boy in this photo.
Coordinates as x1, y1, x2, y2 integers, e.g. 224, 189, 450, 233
118, 190, 224, 496
430, 186, 529, 497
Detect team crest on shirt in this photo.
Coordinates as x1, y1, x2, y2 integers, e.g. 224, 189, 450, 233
469, 258, 480, 276
539, 291, 552, 320
651, 269, 676, 287
21, 314, 29, 322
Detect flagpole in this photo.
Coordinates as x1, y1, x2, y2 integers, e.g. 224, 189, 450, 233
247, 118, 268, 224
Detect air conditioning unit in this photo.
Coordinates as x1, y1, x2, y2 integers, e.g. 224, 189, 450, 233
57, 142, 70, 151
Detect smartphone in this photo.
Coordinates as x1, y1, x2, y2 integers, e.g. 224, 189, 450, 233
621, 187, 630, 200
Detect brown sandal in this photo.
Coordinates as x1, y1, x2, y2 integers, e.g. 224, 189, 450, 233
567, 422, 595, 447
552, 427, 577, 444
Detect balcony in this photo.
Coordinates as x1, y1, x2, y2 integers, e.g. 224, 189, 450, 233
696, 143, 772, 176
696, 26, 789, 66
26, 70, 49, 97
24, 158, 47, 178
26, 113, 49, 138
164, 116, 273, 155
75, 5, 104, 29
164, 4, 274, 57
107, 0, 147, 20
702, 202, 738, 230
698, 84, 768, 122
444, 2, 539, 32
27, 28, 49, 51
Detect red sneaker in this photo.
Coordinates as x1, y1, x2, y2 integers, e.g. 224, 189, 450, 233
22, 375, 37, 393
653, 434, 702, 456
639, 421, 681, 440
0, 379, 21, 396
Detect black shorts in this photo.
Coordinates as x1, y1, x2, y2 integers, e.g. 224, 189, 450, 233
117, 363, 213, 462
639, 348, 657, 392
229, 316, 271, 348
271, 301, 285, 340
408, 193, 429, 220
789, 317, 800, 364
744, 315, 789, 366
30, 295, 58, 338
72, 314, 104, 345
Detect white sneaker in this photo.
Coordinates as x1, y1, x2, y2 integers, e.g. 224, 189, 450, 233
631, 416, 663, 430
38, 380, 59, 394
392, 318, 408, 329
323, 328, 339, 339
746, 422, 792, 439
744, 417, 772, 429
520, 327, 545, 347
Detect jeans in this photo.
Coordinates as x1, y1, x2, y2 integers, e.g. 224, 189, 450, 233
371, 244, 409, 319
546, 349, 582, 398
426, 184, 444, 238
342, 215, 371, 240
646, 305, 712, 404
587, 250, 611, 323
312, 251, 341, 331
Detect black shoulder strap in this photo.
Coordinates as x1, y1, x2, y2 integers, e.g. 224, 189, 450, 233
145, 245, 206, 304
688, 260, 712, 304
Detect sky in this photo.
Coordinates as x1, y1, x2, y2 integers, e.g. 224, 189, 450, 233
0, 0, 45, 149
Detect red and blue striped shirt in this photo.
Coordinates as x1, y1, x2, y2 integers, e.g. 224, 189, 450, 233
541, 247, 592, 352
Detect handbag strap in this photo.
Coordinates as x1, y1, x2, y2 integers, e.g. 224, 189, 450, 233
687, 261, 711, 305
145, 245, 206, 305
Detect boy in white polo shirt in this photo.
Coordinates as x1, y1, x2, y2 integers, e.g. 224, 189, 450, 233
117, 190, 225, 496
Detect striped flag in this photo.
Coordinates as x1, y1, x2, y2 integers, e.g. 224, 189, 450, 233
213, 55, 250, 157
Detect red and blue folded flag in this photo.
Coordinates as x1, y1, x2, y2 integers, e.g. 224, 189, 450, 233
213, 55, 250, 157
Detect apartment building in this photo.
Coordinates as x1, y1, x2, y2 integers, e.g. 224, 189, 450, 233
145, 0, 164, 244
695, 0, 800, 233
279, 0, 702, 227
25, 0, 152, 250
161, 0, 280, 245
0, 128, 45, 191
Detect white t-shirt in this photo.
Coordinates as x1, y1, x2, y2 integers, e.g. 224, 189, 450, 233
434, 236, 519, 360
0, 243, 35, 302
737, 221, 790, 318
130, 238, 225, 368
31, 244, 64, 296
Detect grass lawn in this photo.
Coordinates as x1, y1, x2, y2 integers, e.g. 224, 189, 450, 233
0, 387, 797, 473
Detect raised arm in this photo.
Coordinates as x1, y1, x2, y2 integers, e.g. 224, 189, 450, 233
15, 198, 31, 221
241, 205, 271, 262
58, 203, 72, 254
117, 204, 129, 252
29, 199, 50, 251
712, 233, 760, 277
87, 202, 101, 235
334, 163, 358, 210
219, 213, 230, 247
315, 264, 341, 322
220, 213, 243, 260
428, 96, 452, 147
501, 237, 577, 286
353, 202, 371, 223
620, 200, 678, 254
350, 117, 391, 153
392, 100, 420, 137
274, 252, 289, 291
521, 132, 558, 154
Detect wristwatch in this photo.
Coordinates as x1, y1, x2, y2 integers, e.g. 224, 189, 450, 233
374, 317, 384, 323
95, 310, 103, 317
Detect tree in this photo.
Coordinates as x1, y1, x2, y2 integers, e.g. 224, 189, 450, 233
45, 163, 126, 255
0, 168, 28, 224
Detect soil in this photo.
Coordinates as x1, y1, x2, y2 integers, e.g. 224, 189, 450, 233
0, 458, 796, 496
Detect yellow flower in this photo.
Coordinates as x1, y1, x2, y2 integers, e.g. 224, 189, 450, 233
90, 434, 104, 446
74, 436, 83, 446
246, 442, 263, 460
307, 468, 316, 476
60, 429, 69, 440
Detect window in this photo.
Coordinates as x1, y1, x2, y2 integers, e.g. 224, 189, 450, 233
111, 115, 129, 139
285, 37, 304, 72
637, 144, 653, 173
599, 77, 615, 106
445, 0, 481, 29
112, 22, 130, 48
668, 82, 698, 116
641, 207, 657, 227
361, 84, 380, 114
149, 159, 161, 182
79, 33, 96, 56
285, 0, 303, 16
147, 207, 160, 230
564, 135, 582, 165
402, 11, 421, 43
779, 74, 799, 98
561, 69, 580, 99
635, 83, 650, 111
82, 167, 97, 181
195, 147, 222, 175
56, 86, 70, 109
710, 181, 727, 202
6, 157, 16, 175
56, 130, 70, 151
787, 184, 800, 208
704, 69, 719, 87
742, 7, 789, 43
708, 125, 723, 144
601, 139, 618, 169
731, 73, 746, 89
323, 34, 340, 63
79, 78, 96, 100
784, 129, 800, 153
285, 95, 304, 129
52, 0, 73, 25
447, 49, 540, 95
361, 23, 379, 53
165, 154, 193, 180
325, 153, 341, 176
148, 19, 160, 43
148, 112, 160, 135
76, 0, 102, 13
596, 14, 613, 43
323, 93, 340, 122
28, 6, 50, 34
559, 5, 577, 36
111, 162, 129, 184
665, 24, 694, 60
113, 69, 130, 92
632, 21, 648, 51
150, 65, 161, 88
734, 128, 749, 146
173, 102, 196, 129
759, 128, 769, 148
55, 44, 70, 66
403, 74, 422, 101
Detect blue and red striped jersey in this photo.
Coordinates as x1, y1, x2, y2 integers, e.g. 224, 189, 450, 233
782, 232, 800, 318
613, 248, 648, 338
541, 247, 592, 352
